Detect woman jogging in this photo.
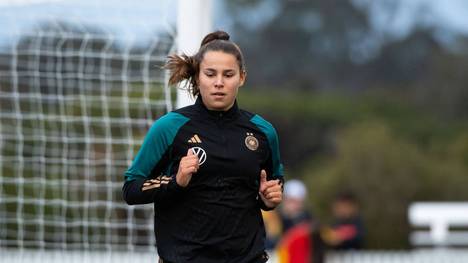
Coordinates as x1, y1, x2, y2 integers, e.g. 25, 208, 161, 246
123, 30, 284, 263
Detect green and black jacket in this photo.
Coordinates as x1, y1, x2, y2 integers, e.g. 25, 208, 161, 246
123, 97, 284, 263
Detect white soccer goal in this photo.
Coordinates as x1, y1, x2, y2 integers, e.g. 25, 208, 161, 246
0, 0, 211, 261
0, 22, 173, 252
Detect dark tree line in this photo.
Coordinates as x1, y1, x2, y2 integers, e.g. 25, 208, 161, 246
224, 0, 468, 120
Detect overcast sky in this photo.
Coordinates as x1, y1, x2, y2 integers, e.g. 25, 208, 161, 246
0, 0, 176, 47
0, 0, 468, 47
361, 0, 468, 37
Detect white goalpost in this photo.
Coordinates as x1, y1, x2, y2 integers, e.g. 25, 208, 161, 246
0, 0, 211, 261
176, 0, 213, 108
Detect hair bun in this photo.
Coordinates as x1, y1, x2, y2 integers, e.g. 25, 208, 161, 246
200, 30, 230, 47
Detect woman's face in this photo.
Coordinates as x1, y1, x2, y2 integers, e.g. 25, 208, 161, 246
197, 50, 245, 111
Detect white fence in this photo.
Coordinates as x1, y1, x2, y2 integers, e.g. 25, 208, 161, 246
0, 250, 157, 263
3, 249, 468, 263
327, 249, 468, 263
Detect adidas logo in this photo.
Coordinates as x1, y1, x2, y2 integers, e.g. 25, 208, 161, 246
188, 134, 202, 143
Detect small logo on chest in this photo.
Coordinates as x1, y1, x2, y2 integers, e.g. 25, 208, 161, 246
188, 134, 202, 143
190, 147, 207, 165
245, 132, 259, 151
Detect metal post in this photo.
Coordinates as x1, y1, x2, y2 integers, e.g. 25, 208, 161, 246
176, 0, 212, 108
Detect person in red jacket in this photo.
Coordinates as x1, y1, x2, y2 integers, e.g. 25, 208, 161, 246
276, 222, 324, 263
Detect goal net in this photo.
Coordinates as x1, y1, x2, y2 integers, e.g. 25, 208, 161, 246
0, 6, 176, 253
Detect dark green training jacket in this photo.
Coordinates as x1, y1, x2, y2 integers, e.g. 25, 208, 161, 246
123, 97, 284, 263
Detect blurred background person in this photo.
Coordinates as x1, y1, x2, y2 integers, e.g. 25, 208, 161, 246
321, 191, 365, 250
264, 179, 313, 250
262, 210, 283, 251
280, 179, 313, 233
270, 179, 325, 263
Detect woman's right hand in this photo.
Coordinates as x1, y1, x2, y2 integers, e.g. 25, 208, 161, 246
176, 148, 199, 187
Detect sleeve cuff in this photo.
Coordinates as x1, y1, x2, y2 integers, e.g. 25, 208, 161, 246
258, 197, 276, 211
168, 175, 186, 192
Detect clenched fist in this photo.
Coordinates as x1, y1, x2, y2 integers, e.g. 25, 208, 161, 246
259, 169, 283, 208
176, 148, 199, 187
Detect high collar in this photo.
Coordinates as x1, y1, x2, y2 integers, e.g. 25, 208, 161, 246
195, 96, 240, 120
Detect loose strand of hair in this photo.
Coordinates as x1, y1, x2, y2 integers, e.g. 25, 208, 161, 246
164, 54, 199, 97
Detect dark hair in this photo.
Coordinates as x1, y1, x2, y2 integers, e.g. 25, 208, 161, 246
165, 30, 246, 97
334, 190, 358, 204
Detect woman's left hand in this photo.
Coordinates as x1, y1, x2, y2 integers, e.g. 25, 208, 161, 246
259, 169, 283, 208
